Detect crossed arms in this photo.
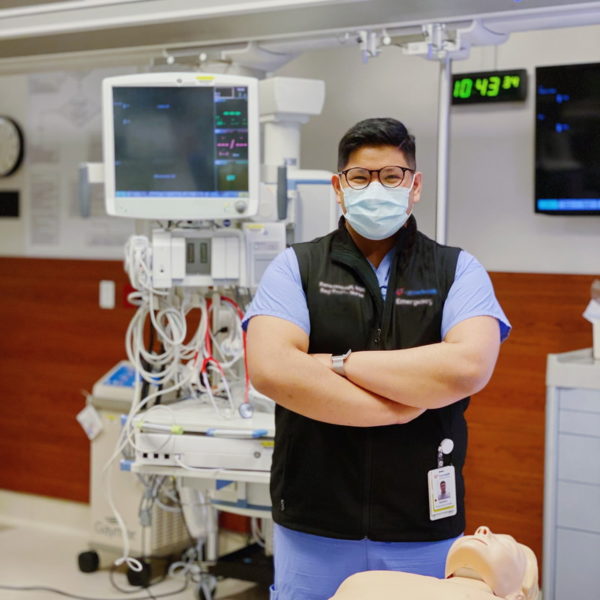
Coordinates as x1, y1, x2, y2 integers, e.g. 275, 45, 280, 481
246, 315, 501, 427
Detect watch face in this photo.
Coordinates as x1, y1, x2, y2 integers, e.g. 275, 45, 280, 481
0, 116, 24, 177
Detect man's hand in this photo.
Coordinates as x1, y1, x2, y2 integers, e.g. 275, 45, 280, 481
341, 316, 501, 409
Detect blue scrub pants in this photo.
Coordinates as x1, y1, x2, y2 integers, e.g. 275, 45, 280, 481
270, 524, 460, 600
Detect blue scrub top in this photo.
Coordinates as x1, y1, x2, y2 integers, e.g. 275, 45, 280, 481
243, 246, 511, 341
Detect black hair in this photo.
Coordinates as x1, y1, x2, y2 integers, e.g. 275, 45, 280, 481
337, 117, 416, 171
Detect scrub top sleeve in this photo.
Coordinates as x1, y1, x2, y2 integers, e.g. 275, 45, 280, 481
441, 251, 511, 342
242, 247, 310, 336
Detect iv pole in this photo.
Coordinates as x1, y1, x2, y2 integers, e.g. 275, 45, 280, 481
419, 22, 457, 246
436, 54, 452, 245
400, 22, 461, 245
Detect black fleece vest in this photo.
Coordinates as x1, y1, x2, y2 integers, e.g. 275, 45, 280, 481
270, 217, 469, 541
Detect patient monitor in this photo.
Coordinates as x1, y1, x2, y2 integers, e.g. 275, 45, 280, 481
102, 72, 260, 221
330, 526, 539, 600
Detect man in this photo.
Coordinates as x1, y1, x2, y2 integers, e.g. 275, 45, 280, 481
244, 117, 510, 600
439, 480, 450, 501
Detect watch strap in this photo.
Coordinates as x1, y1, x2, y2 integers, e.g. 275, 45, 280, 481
331, 349, 352, 376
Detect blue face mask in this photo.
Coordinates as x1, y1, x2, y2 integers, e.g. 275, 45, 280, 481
342, 181, 413, 241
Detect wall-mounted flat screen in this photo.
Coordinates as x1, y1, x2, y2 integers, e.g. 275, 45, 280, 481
535, 62, 600, 215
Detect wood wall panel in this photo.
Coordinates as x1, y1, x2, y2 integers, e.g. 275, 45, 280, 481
464, 271, 596, 576
0, 257, 134, 502
0, 259, 596, 556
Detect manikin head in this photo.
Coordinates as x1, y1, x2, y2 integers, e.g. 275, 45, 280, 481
329, 526, 539, 600
445, 526, 539, 600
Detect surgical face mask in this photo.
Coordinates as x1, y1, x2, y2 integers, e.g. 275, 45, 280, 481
342, 180, 413, 241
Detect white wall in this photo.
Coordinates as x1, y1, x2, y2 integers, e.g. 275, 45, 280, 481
0, 23, 598, 273
276, 24, 600, 274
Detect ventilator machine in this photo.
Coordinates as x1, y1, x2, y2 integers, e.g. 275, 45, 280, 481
78, 70, 337, 597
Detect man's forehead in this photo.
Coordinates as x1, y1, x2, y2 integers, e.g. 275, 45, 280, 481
345, 144, 409, 167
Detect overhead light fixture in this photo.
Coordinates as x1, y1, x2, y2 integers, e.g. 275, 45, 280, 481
0, 0, 366, 40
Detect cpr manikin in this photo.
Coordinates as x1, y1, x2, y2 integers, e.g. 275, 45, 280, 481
329, 526, 539, 600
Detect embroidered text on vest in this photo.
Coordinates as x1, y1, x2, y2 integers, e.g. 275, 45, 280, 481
319, 281, 366, 298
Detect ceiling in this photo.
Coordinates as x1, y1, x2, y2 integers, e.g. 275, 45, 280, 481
1, 0, 599, 63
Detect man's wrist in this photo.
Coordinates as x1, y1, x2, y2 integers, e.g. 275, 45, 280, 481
331, 349, 352, 376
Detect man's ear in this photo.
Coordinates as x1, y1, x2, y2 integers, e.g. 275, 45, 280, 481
332, 174, 344, 208
409, 171, 423, 208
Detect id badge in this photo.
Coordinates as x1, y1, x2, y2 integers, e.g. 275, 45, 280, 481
428, 465, 457, 521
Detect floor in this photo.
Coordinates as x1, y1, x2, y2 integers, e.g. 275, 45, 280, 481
0, 523, 270, 600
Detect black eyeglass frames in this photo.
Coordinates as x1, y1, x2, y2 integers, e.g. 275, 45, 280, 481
338, 165, 416, 190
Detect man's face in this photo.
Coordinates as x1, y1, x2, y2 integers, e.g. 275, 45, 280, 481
332, 144, 422, 215
440, 481, 446, 493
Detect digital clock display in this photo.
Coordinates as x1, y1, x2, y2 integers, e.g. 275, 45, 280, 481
452, 69, 528, 104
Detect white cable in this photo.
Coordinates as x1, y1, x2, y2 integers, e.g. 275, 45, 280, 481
148, 290, 187, 347
216, 363, 236, 415
200, 371, 221, 416
101, 372, 143, 573
251, 517, 266, 548
174, 456, 221, 476
127, 377, 189, 435
127, 403, 180, 452
107, 236, 254, 576
155, 498, 183, 513
208, 299, 244, 369
105, 367, 194, 570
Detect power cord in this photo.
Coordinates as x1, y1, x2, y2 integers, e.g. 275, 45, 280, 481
111, 235, 260, 574
0, 578, 188, 600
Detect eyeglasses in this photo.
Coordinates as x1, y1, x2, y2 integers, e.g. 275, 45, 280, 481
338, 165, 416, 190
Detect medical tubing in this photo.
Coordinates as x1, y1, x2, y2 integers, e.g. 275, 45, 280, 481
125, 306, 174, 384
111, 239, 255, 576
148, 290, 186, 347
102, 371, 144, 573
125, 378, 194, 452
113, 237, 213, 570
200, 370, 222, 416
105, 373, 194, 570
124, 235, 168, 298
207, 298, 244, 368
220, 295, 250, 406
125, 294, 207, 387
174, 455, 221, 476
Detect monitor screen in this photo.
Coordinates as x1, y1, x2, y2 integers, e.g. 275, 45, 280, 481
102, 73, 259, 220
535, 62, 600, 215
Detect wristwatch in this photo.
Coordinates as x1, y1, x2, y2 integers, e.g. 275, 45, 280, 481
331, 349, 352, 376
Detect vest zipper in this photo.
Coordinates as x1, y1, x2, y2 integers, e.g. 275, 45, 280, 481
374, 327, 382, 346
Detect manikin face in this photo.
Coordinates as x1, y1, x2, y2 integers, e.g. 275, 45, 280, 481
445, 526, 538, 600
332, 144, 422, 218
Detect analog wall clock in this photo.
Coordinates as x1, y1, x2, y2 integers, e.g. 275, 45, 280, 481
0, 116, 25, 177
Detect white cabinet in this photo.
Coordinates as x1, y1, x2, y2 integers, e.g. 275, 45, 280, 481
544, 349, 600, 600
